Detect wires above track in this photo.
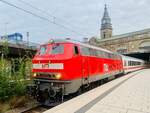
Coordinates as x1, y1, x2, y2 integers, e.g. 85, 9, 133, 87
0, 0, 88, 37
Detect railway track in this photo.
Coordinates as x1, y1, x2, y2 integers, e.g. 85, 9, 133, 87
21, 105, 51, 113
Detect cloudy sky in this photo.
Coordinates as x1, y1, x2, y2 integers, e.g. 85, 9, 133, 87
0, 0, 150, 43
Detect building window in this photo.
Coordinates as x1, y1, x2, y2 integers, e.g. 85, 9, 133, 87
117, 49, 127, 54
103, 33, 106, 38
109, 34, 111, 37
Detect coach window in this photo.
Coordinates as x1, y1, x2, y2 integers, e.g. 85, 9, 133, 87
98, 51, 103, 57
74, 46, 79, 55
89, 49, 96, 56
124, 61, 126, 66
102, 51, 105, 58
80, 46, 90, 56
128, 61, 130, 66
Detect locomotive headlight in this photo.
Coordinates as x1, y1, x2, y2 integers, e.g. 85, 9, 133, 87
55, 73, 62, 79
33, 73, 37, 77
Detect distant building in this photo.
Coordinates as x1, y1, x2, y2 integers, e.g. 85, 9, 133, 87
101, 4, 112, 39
89, 5, 150, 54
1, 33, 23, 41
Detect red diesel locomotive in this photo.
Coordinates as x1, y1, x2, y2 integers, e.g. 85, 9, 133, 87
27, 39, 145, 105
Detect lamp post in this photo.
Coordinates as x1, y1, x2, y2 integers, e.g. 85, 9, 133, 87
27, 32, 29, 46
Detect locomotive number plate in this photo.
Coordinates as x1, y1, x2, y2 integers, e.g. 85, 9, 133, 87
33, 63, 64, 69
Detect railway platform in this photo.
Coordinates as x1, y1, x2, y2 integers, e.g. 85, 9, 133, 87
44, 69, 150, 113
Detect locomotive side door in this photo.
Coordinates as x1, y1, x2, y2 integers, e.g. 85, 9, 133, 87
81, 47, 90, 85
82, 57, 90, 84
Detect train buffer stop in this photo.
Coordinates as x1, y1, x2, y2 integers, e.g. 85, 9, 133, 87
44, 69, 150, 113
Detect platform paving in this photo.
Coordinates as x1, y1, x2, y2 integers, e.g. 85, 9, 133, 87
44, 69, 150, 113
85, 69, 150, 113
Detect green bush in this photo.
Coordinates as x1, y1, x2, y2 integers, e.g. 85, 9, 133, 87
0, 41, 32, 102
0, 57, 32, 102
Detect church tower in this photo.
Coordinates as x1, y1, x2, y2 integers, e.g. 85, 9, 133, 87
101, 4, 112, 39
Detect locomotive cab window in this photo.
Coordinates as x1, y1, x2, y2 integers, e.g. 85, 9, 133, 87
74, 46, 79, 55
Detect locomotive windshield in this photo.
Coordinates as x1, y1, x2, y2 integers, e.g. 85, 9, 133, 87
50, 44, 64, 54
38, 43, 64, 55
39, 46, 47, 55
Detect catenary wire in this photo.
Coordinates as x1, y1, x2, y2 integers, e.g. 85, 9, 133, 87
0, 0, 87, 36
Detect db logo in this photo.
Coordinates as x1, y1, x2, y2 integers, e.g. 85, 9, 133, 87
42, 64, 49, 69
104, 64, 108, 72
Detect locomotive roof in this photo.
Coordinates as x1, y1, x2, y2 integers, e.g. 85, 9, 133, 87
71, 40, 114, 54
45, 39, 144, 62
47, 39, 114, 54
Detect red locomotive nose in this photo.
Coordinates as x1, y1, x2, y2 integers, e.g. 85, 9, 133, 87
32, 42, 76, 80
